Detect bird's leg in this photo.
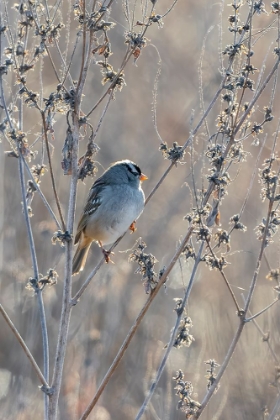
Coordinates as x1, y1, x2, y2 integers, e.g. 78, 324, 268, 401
98, 241, 114, 263
129, 221, 137, 233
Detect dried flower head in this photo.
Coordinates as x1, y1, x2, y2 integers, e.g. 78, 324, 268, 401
173, 370, 201, 417
129, 239, 158, 294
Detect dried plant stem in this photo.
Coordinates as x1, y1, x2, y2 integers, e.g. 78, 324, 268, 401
71, 76, 232, 420
76, 0, 87, 93
198, 26, 214, 139
195, 200, 275, 419
74, 75, 227, 301
205, 238, 240, 313
86, 49, 132, 118
41, 112, 66, 231
136, 243, 204, 420
195, 321, 244, 419
91, 89, 114, 141
48, 119, 78, 420
22, 158, 62, 230
245, 298, 279, 322
49, 19, 95, 418
234, 57, 280, 135
0, 14, 12, 129
60, 32, 80, 88
269, 397, 280, 420
65, 61, 248, 418
1, 11, 50, 416
79, 226, 194, 420
241, 293, 279, 365
244, 199, 274, 313
18, 153, 50, 418
0, 304, 49, 389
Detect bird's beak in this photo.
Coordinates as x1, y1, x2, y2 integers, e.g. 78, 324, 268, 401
140, 173, 148, 181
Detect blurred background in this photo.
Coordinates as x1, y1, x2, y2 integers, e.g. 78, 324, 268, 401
1, 0, 280, 419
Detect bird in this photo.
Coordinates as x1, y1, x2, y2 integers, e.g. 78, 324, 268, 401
72, 159, 148, 275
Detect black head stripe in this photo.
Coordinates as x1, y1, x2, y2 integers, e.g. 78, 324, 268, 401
124, 162, 141, 176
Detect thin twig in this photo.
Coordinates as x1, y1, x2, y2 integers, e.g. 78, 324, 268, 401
22, 158, 62, 230
151, 45, 163, 144
205, 238, 241, 313
60, 31, 81, 89
195, 198, 275, 418
241, 293, 279, 365
245, 298, 279, 323
73, 68, 227, 302
0, 304, 50, 389
235, 57, 280, 135
18, 153, 50, 418
0, 12, 13, 129
198, 26, 214, 139
79, 226, 195, 420
86, 48, 132, 118
136, 243, 204, 419
41, 112, 66, 231
269, 396, 280, 420
72, 45, 236, 419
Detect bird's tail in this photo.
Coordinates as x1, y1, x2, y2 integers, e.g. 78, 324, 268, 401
72, 242, 91, 275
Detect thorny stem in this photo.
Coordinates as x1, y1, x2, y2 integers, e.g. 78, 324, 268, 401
135, 243, 204, 420
0, 304, 50, 390
79, 227, 195, 420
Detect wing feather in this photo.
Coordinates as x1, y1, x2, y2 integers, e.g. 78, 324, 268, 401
74, 180, 106, 244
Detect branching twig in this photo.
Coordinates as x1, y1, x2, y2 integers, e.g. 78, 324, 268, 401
49, 9, 95, 417
22, 158, 62, 230
41, 112, 66, 231
79, 226, 195, 420
245, 298, 279, 322
135, 243, 204, 419
195, 197, 276, 418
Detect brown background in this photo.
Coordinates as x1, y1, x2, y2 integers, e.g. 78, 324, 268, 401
0, 1, 279, 419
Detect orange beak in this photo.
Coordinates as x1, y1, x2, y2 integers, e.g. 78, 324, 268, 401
140, 173, 148, 181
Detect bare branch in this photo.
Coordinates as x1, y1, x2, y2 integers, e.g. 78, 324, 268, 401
79, 226, 195, 420
136, 243, 204, 419
0, 304, 50, 390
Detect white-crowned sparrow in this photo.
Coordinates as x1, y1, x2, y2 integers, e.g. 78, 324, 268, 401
72, 160, 148, 275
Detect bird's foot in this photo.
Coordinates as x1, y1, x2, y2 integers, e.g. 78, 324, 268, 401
129, 221, 137, 233
102, 248, 115, 264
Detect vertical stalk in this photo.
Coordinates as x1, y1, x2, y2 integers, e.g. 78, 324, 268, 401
49, 2, 94, 416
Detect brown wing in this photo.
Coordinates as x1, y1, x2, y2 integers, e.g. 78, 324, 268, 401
74, 182, 105, 244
